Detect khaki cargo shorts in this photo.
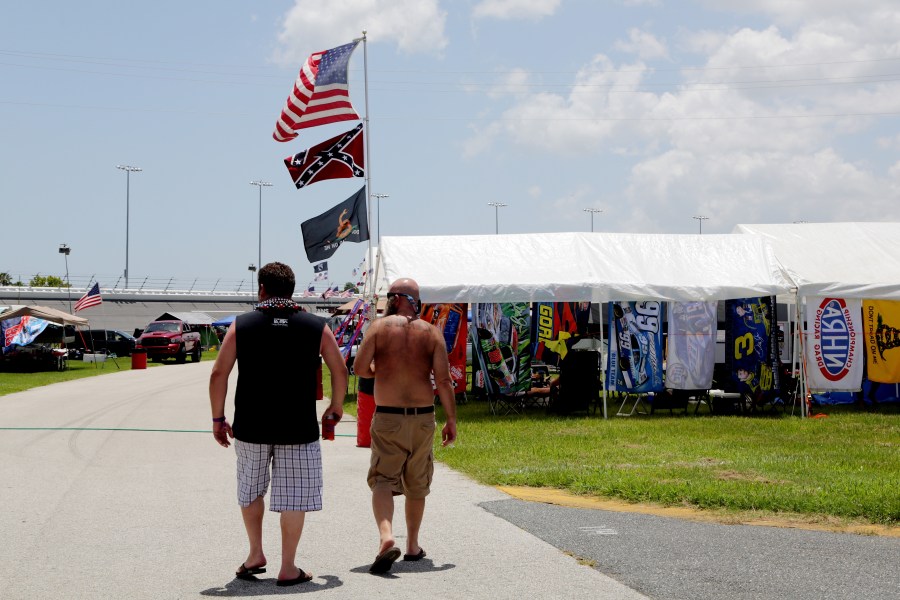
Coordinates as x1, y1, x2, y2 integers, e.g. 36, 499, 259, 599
367, 412, 435, 498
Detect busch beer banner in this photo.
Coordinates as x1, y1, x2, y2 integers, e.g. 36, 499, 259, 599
421, 303, 468, 392
530, 301, 591, 366
471, 303, 532, 395
607, 301, 665, 393
805, 297, 863, 391
725, 297, 779, 397
666, 301, 717, 390
862, 299, 900, 383
1, 316, 49, 354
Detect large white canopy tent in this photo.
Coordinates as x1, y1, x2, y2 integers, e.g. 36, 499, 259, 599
373, 232, 795, 303
372, 232, 796, 418
733, 222, 900, 299
734, 222, 900, 412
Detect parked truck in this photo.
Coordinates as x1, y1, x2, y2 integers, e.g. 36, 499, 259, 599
135, 319, 202, 363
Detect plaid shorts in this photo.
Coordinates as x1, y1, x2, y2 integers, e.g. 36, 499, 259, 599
234, 439, 323, 512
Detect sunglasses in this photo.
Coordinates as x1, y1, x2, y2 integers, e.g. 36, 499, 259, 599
387, 292, 420, 312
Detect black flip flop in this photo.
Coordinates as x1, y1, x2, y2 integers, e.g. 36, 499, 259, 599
403, 548, 427, 561
276, 568, 313, 587
235, 563, 266, 581
369, 546, 402, 574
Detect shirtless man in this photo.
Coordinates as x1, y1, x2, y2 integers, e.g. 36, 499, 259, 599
354, 278, 457, 575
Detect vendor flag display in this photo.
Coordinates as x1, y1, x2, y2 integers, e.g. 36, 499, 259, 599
862, 299, 900, 383
805, 297, 863, 391
284, 124, 364, 189
471, 303, 532, 395
530, 302, 590, 366
607, 301, 665, 393
421, 303, 468, 392
666, 301, 716, 390
273, 40, 360, 142
300, 186, 369, 263
725, 297, 778, 397
1, 315, 49, 353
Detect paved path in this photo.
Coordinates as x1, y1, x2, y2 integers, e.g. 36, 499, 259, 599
0, 362, 645, 599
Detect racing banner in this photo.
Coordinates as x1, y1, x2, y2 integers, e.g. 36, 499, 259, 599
421, 303, 468, 392
471, 303, 532, 395
666, 301, 716, 390
725, 297, 779, 397
606, 301, 665, 393
530, 301, 591, 366
804, 297, 863, 391
1, 316, 49, 354
862, 299, 900, 383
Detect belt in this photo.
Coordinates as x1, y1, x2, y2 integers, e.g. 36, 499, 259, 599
375, 405, 434, 415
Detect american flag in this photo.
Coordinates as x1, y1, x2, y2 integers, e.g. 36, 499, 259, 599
73, 283, 102, 312
322, 284, 340, 299
285, 124, 364, 189
273, 41, 360, 142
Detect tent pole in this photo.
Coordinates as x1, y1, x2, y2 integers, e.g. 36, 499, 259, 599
793, 291, 807, 417
600, 301, 607, 419
360, 31, 374, 302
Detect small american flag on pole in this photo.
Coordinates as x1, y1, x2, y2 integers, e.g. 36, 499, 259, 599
73, 283, 102, 312
273, 41, 360, 142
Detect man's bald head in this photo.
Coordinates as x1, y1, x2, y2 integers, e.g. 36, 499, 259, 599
386, 278, 421, 316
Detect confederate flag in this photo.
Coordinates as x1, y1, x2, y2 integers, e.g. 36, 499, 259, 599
284, 124, 364, 189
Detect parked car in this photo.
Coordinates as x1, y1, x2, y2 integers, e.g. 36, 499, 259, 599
66, 329, 136, 358
135, 320, 202, 363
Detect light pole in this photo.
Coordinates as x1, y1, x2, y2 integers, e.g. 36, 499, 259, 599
58, 244, 71, 313
583, 208, 603, 232
116, 165, 142, 288
249, 180, 273, 272
692, 215, 709, 234
373, 193, 389, 247
487, 202, 508, 234
248, 263, 257, 295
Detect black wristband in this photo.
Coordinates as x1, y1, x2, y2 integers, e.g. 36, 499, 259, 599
212, 416, 226, 423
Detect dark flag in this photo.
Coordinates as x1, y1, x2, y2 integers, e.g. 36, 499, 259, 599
301, 186, 369, 263
313, 261, 328, 274
284, 124, 364, 189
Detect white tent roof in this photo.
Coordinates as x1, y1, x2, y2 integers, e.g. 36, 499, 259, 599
375, 232, 794, 303
734, 222, 900, 299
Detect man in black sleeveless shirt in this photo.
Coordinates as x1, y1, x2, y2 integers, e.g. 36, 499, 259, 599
209, 262, 348, 586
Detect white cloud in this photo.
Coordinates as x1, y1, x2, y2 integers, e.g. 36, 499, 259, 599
273, 0, 447, 65
464, 7, 900, 230
472, 0, 561, 21
614, 28, 669, 60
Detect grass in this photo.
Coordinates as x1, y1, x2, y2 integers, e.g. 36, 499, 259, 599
432, 400, 900, 525
0, 348, 218, 396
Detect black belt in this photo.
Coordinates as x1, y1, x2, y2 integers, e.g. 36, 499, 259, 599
375, 405, 434, 415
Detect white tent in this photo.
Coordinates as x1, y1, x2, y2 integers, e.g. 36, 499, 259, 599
374, 232, 795, 303
733, 222, 900, 299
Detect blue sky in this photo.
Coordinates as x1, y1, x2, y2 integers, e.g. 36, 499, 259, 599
3, 0, 899, 293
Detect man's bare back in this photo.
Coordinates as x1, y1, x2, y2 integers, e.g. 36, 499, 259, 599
356, 314, 451, 407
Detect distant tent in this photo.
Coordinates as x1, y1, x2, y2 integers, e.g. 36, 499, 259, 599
150, 311, 217, 348
212, 315, 236, 327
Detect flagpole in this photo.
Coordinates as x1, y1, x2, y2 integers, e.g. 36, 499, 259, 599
360, 30, 374, 301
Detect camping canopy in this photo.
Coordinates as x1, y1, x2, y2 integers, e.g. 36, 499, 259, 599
211, 315, 236, 327
0, 305, 89, 327
734, 222, 900, 299
374, 232, 794, 303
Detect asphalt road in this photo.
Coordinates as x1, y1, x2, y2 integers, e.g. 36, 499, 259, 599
482, 496, 900, 600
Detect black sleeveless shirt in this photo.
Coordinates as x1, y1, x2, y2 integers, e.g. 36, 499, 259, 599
232, 309, 325, 444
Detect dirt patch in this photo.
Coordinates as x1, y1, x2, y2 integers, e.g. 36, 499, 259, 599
498, 485, 900, 538
715, 470, 788, 485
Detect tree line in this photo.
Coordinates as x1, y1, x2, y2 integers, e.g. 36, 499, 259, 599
0, 273, 68, 287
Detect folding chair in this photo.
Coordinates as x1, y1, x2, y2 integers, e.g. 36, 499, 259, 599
616, 393, 650, 416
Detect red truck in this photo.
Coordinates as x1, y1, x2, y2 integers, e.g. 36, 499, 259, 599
135, 320, 202, 363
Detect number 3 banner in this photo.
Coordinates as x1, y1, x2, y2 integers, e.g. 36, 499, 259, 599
725, 297, 778, 397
